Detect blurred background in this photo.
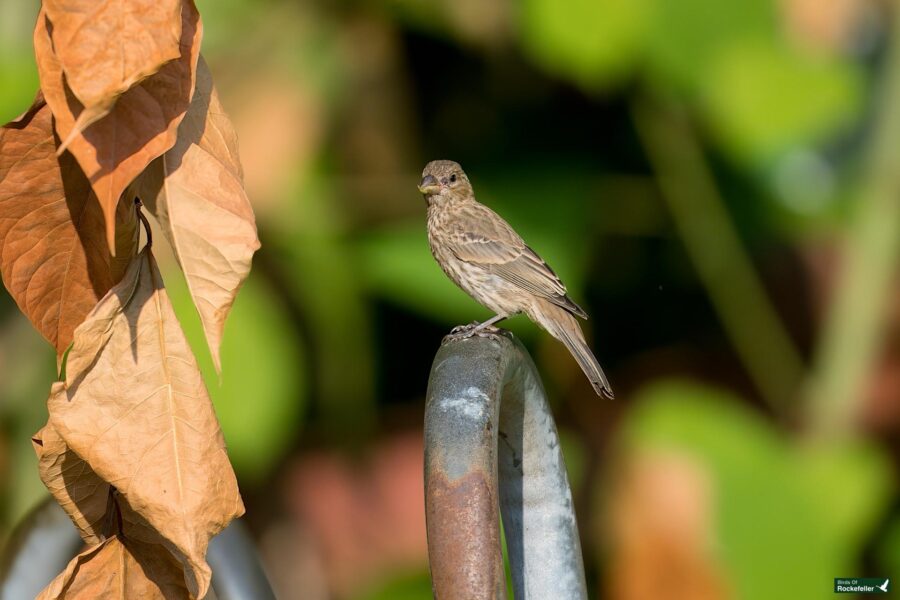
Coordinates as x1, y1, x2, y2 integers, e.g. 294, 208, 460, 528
2, 0, 900, 598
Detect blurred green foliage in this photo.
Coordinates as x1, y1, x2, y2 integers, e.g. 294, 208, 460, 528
702, 40, 861, 164
165, 265, 306, 484
354, 571, 432, 600
621, 382, 894, 600
520, 0, 649, 87
879, 517, 900, 579
0, 321, 55, 531
0, 2, 39, 124
522, 0, 863, 167
1, 0, 899, 597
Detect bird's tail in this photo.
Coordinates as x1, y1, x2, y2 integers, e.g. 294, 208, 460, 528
531, 301, 614, 399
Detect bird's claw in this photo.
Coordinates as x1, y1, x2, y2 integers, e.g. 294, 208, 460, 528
449, 321, 480, 335
441, 323, 510, 346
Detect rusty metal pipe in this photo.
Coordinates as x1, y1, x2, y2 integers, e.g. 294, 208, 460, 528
425, 333, 587, 600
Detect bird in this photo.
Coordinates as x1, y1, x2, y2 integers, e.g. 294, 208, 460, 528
419, 159, 613, 398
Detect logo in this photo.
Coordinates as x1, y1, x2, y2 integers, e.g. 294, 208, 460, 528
834, 578, 890, 594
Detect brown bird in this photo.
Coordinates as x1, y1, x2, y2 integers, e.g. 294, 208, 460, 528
419, 160, 613, 398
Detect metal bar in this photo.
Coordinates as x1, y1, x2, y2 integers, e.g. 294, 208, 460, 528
425, 335, 507, 600
208, 518, 276, 600
0, 497, 83, 600
0, 497, 275, 600
425, 333, 587, 600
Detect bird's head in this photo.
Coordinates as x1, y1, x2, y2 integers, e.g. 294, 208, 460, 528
418, 160, 472, 204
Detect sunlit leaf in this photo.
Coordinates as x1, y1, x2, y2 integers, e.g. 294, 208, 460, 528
136, 57, 260, 373
37, 536, 188, 600
33, 1, 201, 252
619, 381, 893, 600
0, 99, 138, 355
645, 0, 773, 91
43, 0, 183, 115
0, 61, 38, 126
519, 0, 649, 88
49, 248, 244, 598
354, 570, 432, 600
798, 439, 894, 550
32, 419, 110, 546
702, 40, 862, 164
165, 267, 305, 483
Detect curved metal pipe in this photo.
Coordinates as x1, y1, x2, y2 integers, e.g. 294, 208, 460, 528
0, 497, 275, 600
0, 497, 83, 600
424, 333, 587, 600
207, 517, 277, 600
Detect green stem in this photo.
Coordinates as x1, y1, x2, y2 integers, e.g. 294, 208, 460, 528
632, 99, 805, 412
806, 10, 900, 436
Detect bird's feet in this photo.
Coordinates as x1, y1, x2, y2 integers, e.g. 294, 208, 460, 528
449, 321, 480, 335
441, 322, 510, 346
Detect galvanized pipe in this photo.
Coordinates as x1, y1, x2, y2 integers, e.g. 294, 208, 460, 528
207, 517, 277, 600
0, 496, 275, 600
425, 333, 588, 600
0, 496, 83, 600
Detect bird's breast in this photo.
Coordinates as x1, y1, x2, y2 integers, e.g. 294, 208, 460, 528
427, 209, 524, 316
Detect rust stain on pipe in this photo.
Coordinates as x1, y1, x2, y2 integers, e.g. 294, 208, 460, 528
426, 470, 506, 600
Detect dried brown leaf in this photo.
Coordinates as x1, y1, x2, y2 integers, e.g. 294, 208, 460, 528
33, 415, 111, 546
37, 536, 189, 600
34, 412, 198, 574
49, 247, 244, 598
0, 99, 138, 355
137, 58, 259, 372
34, 1, 202, 252
43, 0, 183, 114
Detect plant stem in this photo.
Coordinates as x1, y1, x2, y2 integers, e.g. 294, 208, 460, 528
806, 8, 900, 436
632, 99, 805, 413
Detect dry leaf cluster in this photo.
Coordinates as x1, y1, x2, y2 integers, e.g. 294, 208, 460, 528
0, 0, 260, 597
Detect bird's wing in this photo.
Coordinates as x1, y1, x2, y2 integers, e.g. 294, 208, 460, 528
445, 202, 588, 318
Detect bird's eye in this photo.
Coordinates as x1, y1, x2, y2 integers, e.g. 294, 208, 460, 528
450, 174, 457, 183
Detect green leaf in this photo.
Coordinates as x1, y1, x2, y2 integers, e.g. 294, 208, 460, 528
702, 40, 863, 164
620, 381, 892, 600
645, 0, 775, 91
797, 439, 894, 550
354, 570, 432, 600
0, 1, 40, 124
519, 0, 650, 88
0, 320, 57, 529
0, 60, 38, 126
165, 266, 306, 485
877, 517, 900, 578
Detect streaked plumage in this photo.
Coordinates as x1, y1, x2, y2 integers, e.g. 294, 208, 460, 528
420, 159, 613, 398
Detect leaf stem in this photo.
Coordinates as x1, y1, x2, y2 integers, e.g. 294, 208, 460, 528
135, 199, 153, 249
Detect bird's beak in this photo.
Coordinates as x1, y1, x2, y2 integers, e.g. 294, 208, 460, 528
418, 174, 441, 195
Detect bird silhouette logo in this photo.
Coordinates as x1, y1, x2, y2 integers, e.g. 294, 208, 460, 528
877, 579, 889, 592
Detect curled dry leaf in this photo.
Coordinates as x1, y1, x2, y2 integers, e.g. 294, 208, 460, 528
33, 399, 166, 548
33, 415, 111, 546
43, 0, 183, 117
137, 58, 260, 372
49, 247, 244, 599
34, 0, 202, 253
37, 536, 189, 600
0, 98, 138, 356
